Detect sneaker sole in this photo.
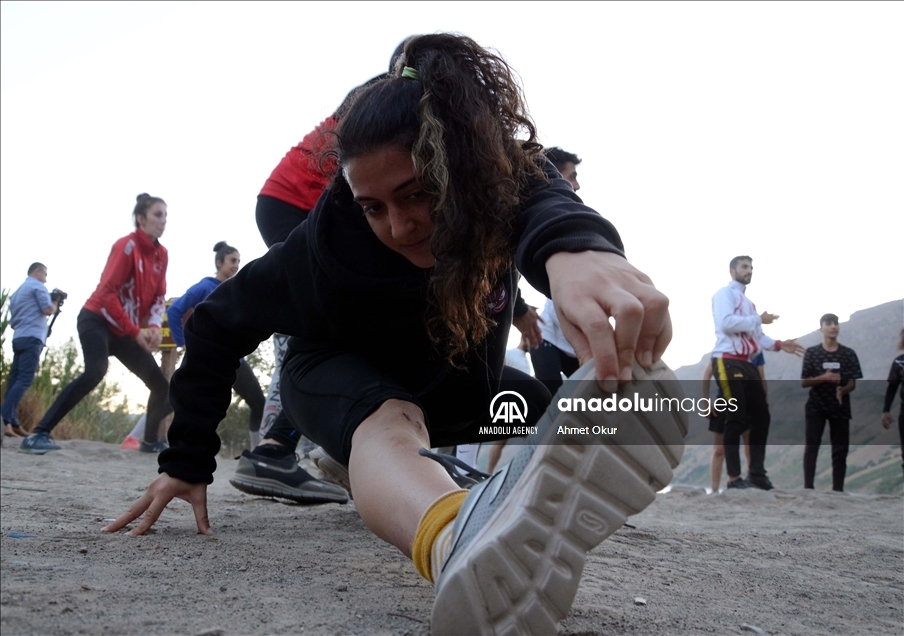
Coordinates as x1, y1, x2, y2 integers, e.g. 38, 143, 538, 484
432, 359, 687, 635
18, 447, 57, 455
229, 474, 349, 504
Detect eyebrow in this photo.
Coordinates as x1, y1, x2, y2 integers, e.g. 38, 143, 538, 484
353, 177, 419, 201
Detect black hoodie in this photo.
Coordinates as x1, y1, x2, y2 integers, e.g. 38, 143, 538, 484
160, 165, 624, 484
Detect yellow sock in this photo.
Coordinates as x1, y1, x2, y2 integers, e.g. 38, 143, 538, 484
412, 489, 468, 583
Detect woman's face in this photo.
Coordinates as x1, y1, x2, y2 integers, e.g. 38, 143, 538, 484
344, 146, 435, 268
217, 252, 241, 280
138, 202, 167, 240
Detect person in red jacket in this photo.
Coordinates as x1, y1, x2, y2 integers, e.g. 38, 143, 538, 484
21, 193, 173, 455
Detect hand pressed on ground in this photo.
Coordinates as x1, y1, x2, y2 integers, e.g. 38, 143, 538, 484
102, 473, 211, 536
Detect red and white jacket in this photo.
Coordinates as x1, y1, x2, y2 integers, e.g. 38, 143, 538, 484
83, 230, 168, 338
711, 280, 780, 360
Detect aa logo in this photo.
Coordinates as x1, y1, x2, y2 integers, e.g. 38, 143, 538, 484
489, 391, 527, 424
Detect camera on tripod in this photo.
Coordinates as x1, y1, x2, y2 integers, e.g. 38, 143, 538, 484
50, 288, 68, 307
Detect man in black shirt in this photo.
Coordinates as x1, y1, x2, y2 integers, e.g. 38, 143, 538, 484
800, 313, 863, 491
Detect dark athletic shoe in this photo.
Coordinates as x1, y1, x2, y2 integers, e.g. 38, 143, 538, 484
20, 433, 61, 454
727, 478, 752, 489
746, 474, 775, 491
230, 449, 349, 504
139, 440, 168, 453
431, 360, 687, 636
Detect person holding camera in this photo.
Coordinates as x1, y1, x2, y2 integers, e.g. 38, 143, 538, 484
1, 262, 62, 439
21, 194, 172, 454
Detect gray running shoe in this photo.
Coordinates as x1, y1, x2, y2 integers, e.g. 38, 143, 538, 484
309, 447, 353, 500
229, 449, 349, 504
431, 360, 687, 636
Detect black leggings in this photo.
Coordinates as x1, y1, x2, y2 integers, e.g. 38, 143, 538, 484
255, 195, 310, 248
233, 359, 265, 432
272, 351, 552, 466
36, 309, 172, 443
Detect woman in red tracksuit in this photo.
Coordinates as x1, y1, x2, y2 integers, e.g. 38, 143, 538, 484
22, 193, 173, 454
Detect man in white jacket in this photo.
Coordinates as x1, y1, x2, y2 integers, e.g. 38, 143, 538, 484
711, 255, 804, 490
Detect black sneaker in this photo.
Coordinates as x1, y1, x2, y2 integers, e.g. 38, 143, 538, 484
746, 474, 775, 491
230, 449, 349, 504
727, 478, 752, 489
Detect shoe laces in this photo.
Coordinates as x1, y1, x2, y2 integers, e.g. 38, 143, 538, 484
418, 448, 491, 489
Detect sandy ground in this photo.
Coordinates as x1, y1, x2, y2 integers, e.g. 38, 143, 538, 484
1, 439, 902, 636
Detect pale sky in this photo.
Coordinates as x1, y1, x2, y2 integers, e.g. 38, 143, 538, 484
2, 1, 902, 408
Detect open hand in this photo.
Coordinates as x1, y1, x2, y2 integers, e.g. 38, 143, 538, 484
781, 339, 806, 357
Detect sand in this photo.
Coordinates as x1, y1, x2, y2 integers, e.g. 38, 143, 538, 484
1, 439, 902, 636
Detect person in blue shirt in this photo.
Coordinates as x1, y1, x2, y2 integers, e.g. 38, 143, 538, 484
2, 262, 61, 438
167, 242, 266, 448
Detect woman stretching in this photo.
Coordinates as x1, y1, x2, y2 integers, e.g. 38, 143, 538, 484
23, 194, 172, 454
106, 35, 686, 634
165, 242, 267, 449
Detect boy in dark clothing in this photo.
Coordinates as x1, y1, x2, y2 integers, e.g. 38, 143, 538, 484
800, 313, 862, 491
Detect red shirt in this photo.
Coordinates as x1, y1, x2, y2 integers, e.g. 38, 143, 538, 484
259, 117, 339, 210
83, 230, 168, 338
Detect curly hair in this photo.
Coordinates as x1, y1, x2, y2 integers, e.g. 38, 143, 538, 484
331, 33, 546, 365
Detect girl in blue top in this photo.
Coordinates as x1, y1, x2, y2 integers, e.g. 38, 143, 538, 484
167, 242, 265, 447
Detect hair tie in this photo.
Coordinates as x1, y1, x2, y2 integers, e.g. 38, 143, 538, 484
401, 66, 419, 80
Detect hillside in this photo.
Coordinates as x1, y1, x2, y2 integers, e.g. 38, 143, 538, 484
671, 299, 903, 494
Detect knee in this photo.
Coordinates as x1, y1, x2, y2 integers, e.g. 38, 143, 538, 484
81, 360, 109, 388
712, 445, 725, 460
353, 399, 429, 447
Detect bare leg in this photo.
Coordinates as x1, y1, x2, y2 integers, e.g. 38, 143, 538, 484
349, 399, 459, 557
711, 433, 725, 492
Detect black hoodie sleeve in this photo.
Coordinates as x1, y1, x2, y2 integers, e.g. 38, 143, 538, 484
514, 162, 625, 297
159, 225, 325, 484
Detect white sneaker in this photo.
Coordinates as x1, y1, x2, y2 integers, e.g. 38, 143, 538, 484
431, 360, 687, 635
